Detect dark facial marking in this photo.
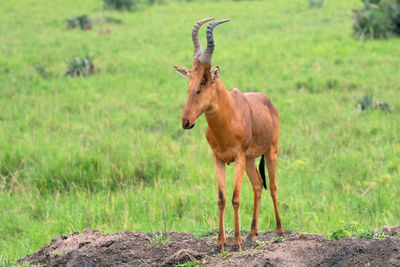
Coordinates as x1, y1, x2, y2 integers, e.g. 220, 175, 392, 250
200, 74, 207, 86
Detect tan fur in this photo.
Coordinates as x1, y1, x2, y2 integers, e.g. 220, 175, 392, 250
175, 59, 283, 252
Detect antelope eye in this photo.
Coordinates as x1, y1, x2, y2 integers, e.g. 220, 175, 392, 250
200, 75, 207, 86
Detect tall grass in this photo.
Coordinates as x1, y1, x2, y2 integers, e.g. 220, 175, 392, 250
0, 0, 399, 262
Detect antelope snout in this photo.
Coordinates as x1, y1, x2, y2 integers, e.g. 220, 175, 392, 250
182, 118, 195, 130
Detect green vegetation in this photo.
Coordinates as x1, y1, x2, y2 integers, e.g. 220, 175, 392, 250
0, 256, 31, 267
219, 250, 232, 259
175, 260, 208, 267
308, 0, 325, 8
357, 229, 389, 239
0, 0, 399, 262
103, 0, 135, 11
65, 53, 95, 77
353, 0, 400, 39
66, 14, 92, 30
103, 0, 158, 11
355, 93, 394, 112
273, 236, 286, 243
329, 221, 389, 240
149, 233, 170, 245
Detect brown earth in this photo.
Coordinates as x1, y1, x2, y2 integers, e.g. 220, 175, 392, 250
18, 226, 400, 266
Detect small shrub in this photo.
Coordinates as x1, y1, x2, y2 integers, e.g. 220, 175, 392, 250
358, 229, 389, 239
34, 63, 52, 79
103, 0, 163, 11
66, 14, 92, 30
65, 54, 95, 78
308, 0, 325, 8
353, 0, 400, 39
103, 0, 136, 11
330, 228, 351, 241
388, 0, 400, 34
329, 221, 361, 241
149, 233, 170, 245
356, 93, 374, 111
375, 100, 394, 112
355, 93, 394, 113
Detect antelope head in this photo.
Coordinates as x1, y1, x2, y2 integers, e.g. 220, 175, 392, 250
174, 18, 230, 130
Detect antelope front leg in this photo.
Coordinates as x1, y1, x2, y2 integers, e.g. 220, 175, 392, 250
213, 154, 226, 252
232, 153, 246, 251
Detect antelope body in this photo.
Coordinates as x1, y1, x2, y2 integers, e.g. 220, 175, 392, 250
174, 18, 283, 252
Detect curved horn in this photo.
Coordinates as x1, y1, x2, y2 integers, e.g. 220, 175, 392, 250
192, 18, 214, 61
199, 19, 230, 64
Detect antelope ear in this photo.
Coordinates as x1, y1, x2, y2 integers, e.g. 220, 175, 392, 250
210, 66, 220, 83
173, 65, 190, 78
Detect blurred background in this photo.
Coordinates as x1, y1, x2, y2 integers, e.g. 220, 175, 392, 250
0, 0, 399, 262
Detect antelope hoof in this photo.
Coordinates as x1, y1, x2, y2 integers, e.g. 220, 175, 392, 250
216, 244, 224, 254
277, 229, 284, 236
246, 233, 256, 243
232, 243, 241, 252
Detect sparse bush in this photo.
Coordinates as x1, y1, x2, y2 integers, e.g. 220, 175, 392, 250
149, 233, 170, 245
388, 0, 400, 34
66, 14, 92, 30
34, 63, 52, 79
358, 229, 389, 239
308, 0, 325, 8
353, 0, 400, 39
329, 221, 360, 241
330, 228, 351, 241
355, 93, 394, 113
357, 93, 374, 111
103, 0, 136, 11
103, 0, 163, 11
65, 54, 95, 77
374, 100, 395, 112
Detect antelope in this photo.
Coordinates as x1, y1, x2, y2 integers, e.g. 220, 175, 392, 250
173, 18, 283, 252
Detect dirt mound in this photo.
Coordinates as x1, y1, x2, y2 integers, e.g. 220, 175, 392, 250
17, 227, 400, 266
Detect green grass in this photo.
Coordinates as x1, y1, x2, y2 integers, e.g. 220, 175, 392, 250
1, 0, 400, 262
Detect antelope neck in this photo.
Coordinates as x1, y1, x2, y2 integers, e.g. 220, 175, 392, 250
205, 80, 233, 131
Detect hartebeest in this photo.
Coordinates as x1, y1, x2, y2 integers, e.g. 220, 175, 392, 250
173, 18, 283, 252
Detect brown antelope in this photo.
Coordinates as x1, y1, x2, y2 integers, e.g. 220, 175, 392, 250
173, 18, 283, 252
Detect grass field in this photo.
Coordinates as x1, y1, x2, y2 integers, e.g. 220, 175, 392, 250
1, 0, 400, 262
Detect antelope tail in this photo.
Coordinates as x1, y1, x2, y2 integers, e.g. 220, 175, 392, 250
259, 154, 267, 189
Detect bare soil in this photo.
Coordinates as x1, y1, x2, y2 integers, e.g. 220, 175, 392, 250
18, 226, 400, 266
